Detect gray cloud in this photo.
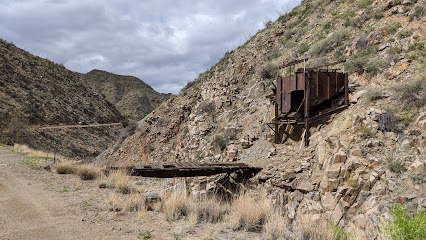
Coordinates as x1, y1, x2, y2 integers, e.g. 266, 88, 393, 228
0, 0, 301, 93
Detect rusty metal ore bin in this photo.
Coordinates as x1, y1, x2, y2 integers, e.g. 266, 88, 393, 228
267, 59, 349, 146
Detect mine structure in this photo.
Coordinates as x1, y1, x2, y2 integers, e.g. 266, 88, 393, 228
267, 59, 349, 146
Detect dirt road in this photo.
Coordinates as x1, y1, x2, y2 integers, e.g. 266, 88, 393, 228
0, 146, 133, 240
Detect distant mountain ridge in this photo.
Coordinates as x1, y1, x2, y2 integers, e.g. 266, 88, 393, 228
82, 70, 171, 121
0, 39, 125, 158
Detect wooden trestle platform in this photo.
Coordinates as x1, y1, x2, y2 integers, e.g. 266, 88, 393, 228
107, 162, 262, 178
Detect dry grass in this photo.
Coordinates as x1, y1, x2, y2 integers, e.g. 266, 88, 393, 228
107, 192, 123, 212
54, 161, 75, 174
190, 196, 228, 225
106, 170, 133, 194
76, 164, 101, 180
229, 193, 270, 231
296, 214, 334, 240
264, 210, 290, 240
12, 144, 69, 161
124, 193, 145, 212
162, 191, 191, 221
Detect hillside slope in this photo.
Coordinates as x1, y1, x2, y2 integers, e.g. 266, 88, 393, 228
0, 39, 125, 158
99, 0, 425, 237
82, 70, 171, 120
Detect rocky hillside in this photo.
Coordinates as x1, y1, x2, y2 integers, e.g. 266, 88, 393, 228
0, 39, 125, 158
81, 70, 171, 121
99, 0, 425, 238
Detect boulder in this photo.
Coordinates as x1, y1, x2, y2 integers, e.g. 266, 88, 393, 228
295, 176, 314, 192
332, 201, 345, 224
351, 148, 363, 157
280, 171, 296, 181
327, 163, 342, 179
350, 90, 368, 103
408, 160, 424, 175
334, 152, 347, 164
401, 139, 413, 151
322, 192, 337, 210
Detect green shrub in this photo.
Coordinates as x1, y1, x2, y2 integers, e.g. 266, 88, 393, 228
387, 160, 406, 173
138, 230, 151, 239
386, 22, 402, 34
365, 60, 389, 75
399, 113, 412, 127
373, 10, 384, 19
409, 6, 424, 22
363, 88, 384, 103
359, 125, 373, 139
259, 63, 276, 79
392, 0, 402, 5
398, 30, 412, 39
268, 49, 281, 60
121, 119, 129, 128
399, 80, 425, 108
358, 0, 372, 9
299, 42, 310, 54
327, 221, 350, 240
382, 204, 426, 240
387, 47, 403, 55
310, 29, 348, 56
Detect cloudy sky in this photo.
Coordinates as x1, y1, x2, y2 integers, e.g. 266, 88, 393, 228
0, 0, 301, 93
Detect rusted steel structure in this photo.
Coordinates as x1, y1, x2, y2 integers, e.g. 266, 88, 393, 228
107, 162, 262, 178
267, 59, 349, 146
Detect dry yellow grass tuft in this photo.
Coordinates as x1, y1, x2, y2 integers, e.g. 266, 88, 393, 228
76, 164, 101, 180
106, 170, 132, 194
12, 144, 70, 161
296, 214, 334, 240
54, 161, 75, 174
162, 191, 191, 221
264, 209, 290, 240
229, 193, 270, 231
191, 196, 228, 224
107, 192, 123, 212
124, 193, 145, 212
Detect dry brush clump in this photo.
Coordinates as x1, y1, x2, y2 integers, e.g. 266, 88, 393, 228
296, 214, 334, 240
103, 170, 133, 194
162, 191, 192, 221
54, 161, 76, 174
189, 196, 229, 225
228, 193, 270, 231
76, 164, 101, 180
263, 209, 290, 240
107, 192, 123, 212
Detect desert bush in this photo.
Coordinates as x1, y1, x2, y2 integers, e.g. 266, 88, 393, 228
365, 60, 389, 75
346, 57, 367, 74
162, 191, 192, 221
197, 101, 215, 114
106, 170, 133, 194
398, 30, 412, 39
373, 10, 384, 19
386, 22, 402, 34
263, 210, 289, 240
399, 113, 412, 127
76, 164, 101, 180
310, 29, 349, 56
299, 42, 310, 54
387, 160, 406, 173
138, 230, 151, 240
358, 0, 372, 9
259, 63, 276, 79
381, 204, 426, 240
392, 0, 402, 5
387, 47, 403, 55
229, 194, 270, 231
363, 88, 384, 103
359, 125, 373, 139
107, 192, 123, 211
55, 161, 75, 174
190, 196, 228, 224
267, 49, 281, 60
399, 80, 425, 108
125, 194, 145, 212
379, 113, 400, 133
409, 6, 424, 22
296, 214, 335, 240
